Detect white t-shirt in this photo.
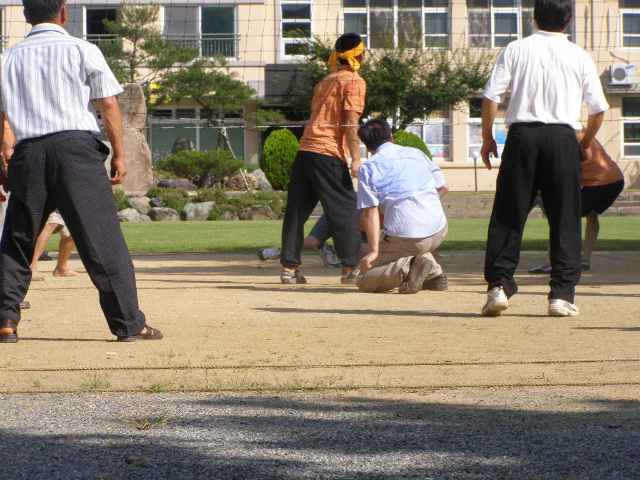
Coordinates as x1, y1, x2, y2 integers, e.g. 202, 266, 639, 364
483, 30, 609, 129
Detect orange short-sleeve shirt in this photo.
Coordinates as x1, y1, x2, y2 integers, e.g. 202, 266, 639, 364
581, 137, 624, 187
298, 69, 366, 162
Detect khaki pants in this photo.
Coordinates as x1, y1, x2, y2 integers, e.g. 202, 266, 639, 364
357, 224, 448, 293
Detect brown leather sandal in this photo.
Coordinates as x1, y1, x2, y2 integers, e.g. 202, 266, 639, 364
0, 319, 18, 343
116, 325, 164, 342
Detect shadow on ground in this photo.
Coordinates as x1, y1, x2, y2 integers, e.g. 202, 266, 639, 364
1, 393, 638, 479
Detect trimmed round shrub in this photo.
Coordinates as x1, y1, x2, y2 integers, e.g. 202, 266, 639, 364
112, 187, 129, 211
146, 187, 190, 214
156, 150, 244, 189
259, 128, 299, 191
394, 130, 432, 159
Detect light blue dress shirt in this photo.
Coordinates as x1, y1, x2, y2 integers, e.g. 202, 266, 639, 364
357, 142, 447, 238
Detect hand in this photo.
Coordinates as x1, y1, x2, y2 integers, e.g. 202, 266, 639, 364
2, 144, 13, 162
579, 139, 593, 164
480, 138, 498, 170
110, 155, 128, 185
359, 250, 378, 274
350, 158, 361, 178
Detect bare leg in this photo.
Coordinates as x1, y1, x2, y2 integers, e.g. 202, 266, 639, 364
30, 223, 59, 281
52, 236, 82, 277
582, 211, 599, 263
302, 235, 321, 250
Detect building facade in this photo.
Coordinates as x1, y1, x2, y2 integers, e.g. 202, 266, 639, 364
0, 0, 638, 190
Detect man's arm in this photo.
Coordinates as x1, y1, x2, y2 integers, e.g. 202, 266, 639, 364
96, 96, 127, 185
359, 206, 380, 273
579, 111, 605, 164
480, 97, 499, 170
344, 110, 362, 177
437, 184, 449, 199
0, 113, 13, 201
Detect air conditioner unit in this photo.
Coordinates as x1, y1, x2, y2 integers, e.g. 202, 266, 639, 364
610, 64, 637, 86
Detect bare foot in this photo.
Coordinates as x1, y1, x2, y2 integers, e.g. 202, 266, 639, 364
52, 268, 82, 278
31, 273, 45, 281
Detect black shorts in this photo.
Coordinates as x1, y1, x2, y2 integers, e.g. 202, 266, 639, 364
581, 179, 624, 216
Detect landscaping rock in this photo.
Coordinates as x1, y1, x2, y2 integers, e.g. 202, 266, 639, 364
118, 208, 151, 222
157, 179, 198, 191
149, 198, 165, 208
221, 210, 239, 221
171, 137, 196, 154
225, 172, 258, 191
252, 169, 273, 191
128, 197, 151, 215
182, 201, 216, 221
118, 83, 146, 129
148, 207, 180, 222
238, 205, 278, 221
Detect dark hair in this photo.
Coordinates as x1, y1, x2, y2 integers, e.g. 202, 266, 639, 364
335, 33, 363, 65
358, 118, 392, 151
534, 0, 572, 32
23, 0, 66, 24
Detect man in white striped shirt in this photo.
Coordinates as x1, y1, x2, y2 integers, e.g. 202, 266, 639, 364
0, 0, 162, 342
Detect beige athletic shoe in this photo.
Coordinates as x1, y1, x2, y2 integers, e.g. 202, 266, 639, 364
548, 299, 579, 317
481, 286, 509, 316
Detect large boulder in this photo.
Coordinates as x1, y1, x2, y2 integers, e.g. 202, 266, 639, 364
118, 208, 151, 222
128, 197, 151, 215
251, 169, 273, 191
238, 205, 278, 221
119, 84, 146, 129
148, 207, 179, 222
149, 197, 165, 208
182, 201, 215, 221
157, 179, 198, 191
225, 172, 258, 191
171, 137, 196, 154
221, 210, 239, 221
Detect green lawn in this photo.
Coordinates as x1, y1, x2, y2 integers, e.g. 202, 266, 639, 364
47, 217, 640, 253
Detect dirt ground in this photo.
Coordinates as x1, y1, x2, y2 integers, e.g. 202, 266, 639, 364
1, 250, 638, 394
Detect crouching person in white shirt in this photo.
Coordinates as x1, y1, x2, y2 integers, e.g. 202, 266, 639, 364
356, 118, 449, 294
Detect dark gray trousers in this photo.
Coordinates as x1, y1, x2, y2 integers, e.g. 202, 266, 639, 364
0, 131, 146, 337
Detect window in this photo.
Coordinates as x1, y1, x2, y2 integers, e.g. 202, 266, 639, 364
281, 1, 312, 56
622, 97, 640, 156
468, 97, 507, 159
467, 0, 534, 48
620, 0, 640, 47
343, 0, 449, 49
65, 6, 117, 46
164, 6, 238, 58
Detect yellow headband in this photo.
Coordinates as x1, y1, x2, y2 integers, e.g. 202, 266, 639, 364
328, 42, 365, 73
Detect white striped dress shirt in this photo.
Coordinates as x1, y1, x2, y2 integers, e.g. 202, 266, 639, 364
0, 23, 123, 144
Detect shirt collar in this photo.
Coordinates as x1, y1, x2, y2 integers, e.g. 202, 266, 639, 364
534, 29, 568, 40
374, 142, 395, 155
27, 23, 70, 37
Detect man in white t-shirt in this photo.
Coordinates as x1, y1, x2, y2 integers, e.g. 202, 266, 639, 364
480, 0, 608, 318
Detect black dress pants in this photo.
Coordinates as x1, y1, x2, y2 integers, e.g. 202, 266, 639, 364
281, 150, 361, 268
0, 131, 146, 337
484, 123, 582, 303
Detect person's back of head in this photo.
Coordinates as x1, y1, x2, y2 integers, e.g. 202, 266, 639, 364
534, 0, 572, 32
23, 0, 65, 25
358, 118, 392, 152
335, 33, 363, 65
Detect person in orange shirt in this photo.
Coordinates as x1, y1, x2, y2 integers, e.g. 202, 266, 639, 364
279, 32, 366, 284
529, 131, 624, 273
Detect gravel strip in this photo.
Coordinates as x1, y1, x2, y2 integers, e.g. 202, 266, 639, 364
0, 388, 638, 479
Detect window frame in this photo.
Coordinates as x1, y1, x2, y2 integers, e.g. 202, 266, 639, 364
280, 0, 314, 58
466, 0, 534, 49
620, 9, 640, 48
343, 0, 450, 50
621, 97, 640, 157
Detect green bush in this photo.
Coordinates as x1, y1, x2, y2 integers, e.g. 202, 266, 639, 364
259, 129, 299, 191
394, 130, 432, 159
193, 188, 228, 204
155, 150, 244, 188
207, 191, 288, 220
112, 188, 129, 211
146, 187, 190, 214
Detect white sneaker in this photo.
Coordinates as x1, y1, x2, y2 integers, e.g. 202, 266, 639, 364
548, 299, 579, 317
258, 247, 281, 261
317, 243, 340, 268
481, 286, 509, 316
